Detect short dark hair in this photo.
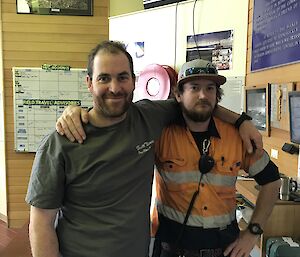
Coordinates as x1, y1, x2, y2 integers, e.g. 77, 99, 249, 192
87, 40, 135, 80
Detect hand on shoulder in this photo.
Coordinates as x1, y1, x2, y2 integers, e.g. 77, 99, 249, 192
55, 105, 89, 144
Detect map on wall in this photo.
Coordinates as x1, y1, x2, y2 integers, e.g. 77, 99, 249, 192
13, 67, 93, 152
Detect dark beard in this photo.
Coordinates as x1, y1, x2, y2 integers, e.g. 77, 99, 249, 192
95, 92, 133, 118
180, 101, 214, 122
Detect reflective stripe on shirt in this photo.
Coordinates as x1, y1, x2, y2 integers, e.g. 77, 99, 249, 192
156, 199, 236, 229
249, 150, 270, 177
158, 170, 236, 187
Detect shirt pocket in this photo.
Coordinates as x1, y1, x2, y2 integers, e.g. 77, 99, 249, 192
159, 157, 186, 172
215, 159, 242, 176
157, 157, 198, 192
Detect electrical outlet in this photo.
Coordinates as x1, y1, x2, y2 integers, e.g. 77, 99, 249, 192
271, 149, 278, 159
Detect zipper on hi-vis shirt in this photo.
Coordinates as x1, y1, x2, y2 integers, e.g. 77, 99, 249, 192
136, 140, 154, 154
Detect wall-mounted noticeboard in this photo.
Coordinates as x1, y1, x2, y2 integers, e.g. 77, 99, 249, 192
251, 0, 300, 71
13, 67, 92, 152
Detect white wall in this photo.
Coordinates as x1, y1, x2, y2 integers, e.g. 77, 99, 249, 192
109, 0, 248, 111
109, 0, 249, 77
0, 5, 7, 220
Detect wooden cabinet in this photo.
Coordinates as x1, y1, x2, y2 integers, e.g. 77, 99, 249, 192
236, 180, 300, 257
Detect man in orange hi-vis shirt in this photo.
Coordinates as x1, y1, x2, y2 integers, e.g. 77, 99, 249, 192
151, 59, 281, 257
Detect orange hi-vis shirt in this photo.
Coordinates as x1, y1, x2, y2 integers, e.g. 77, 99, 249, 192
152, 117, 269, 235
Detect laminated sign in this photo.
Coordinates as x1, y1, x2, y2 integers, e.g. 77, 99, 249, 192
13, 67, 92, 152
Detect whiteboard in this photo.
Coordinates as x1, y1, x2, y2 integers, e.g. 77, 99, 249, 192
13, 68, 93, 152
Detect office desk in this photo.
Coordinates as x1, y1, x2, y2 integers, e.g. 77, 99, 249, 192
236, 180, 300, 257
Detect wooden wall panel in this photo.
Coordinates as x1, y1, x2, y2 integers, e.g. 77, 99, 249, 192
246, 0, 299, 178
1, 0, 109, 228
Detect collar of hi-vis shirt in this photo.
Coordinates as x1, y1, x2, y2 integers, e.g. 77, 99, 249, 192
174, 111, 221, 139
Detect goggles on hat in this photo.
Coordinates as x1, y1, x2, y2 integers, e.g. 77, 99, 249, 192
184, 66, 218, 77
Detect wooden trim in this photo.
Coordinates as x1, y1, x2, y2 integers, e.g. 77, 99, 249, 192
0, 213, 8, 223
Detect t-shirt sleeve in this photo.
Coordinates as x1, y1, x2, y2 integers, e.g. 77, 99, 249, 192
25, 132, 65, 209
135, 99, 181, 127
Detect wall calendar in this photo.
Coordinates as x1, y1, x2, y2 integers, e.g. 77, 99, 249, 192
13, 67, 92, 152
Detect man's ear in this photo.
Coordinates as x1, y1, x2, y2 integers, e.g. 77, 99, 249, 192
86, 75, 92, 92
132, 75, 136, 90
173, 88, 181, 103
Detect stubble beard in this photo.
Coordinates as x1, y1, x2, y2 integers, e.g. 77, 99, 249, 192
180, 100, 215, 122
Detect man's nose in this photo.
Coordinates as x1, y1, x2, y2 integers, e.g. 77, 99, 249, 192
109, 79, 121, 94
197, 88, 207, 98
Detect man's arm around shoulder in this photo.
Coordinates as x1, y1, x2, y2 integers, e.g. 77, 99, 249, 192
29, 206, 60, 257
214, 105, 263, 154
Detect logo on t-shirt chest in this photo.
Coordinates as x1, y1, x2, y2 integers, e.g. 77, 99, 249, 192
136, 140, 154, 154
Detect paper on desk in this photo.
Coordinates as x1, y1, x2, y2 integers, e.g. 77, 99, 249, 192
241, 205, 253, 223
237, 176, 254, 181
282, 237, 300, 247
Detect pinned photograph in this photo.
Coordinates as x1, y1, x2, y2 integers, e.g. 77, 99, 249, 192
17, 0, 93, 16
186, 30, 233, 70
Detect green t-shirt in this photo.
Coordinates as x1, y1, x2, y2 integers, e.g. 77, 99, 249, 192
26, 99, 178, 257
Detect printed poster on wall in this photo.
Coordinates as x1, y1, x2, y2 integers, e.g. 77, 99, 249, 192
125, 41, 145, 75
219, 76, 244, 114
251, 0, 300, 71
186, 30, 233, 70
13, 67, 93, 152
124, 41, 147, 102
